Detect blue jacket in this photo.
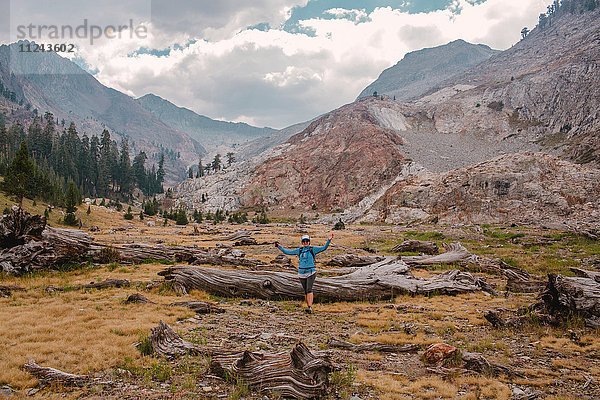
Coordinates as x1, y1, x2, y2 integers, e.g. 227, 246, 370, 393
278, 238, 331, 276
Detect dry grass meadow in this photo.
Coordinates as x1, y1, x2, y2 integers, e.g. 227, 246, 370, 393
0, 199, 599, 399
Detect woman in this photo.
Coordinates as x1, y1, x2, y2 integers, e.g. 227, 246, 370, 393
275, 233, 333, 313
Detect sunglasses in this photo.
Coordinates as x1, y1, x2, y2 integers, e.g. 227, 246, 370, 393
301, 240, 310, 243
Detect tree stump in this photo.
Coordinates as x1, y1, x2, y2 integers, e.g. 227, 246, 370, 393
149, 321, 332, 399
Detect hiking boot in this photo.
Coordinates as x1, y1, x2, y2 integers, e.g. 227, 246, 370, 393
305, 306, 312, 314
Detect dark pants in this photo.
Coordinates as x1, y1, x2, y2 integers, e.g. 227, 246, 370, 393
299, 274, 316, 294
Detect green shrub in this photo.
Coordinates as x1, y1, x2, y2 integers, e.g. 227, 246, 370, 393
124, 206, 134, 220
175, 209, 188, 225
333, 218, 345, 230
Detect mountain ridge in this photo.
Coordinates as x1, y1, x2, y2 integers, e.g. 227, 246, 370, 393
0, 41, 205, 183
135, 93, 275, 151
357, 39, 499, 101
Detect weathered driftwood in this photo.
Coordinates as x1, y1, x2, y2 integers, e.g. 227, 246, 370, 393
125, 293, 155, 303
0, 208, 265, 275
149, 321, 332, 399
542, 273, 600, 328
327, 337, 418, 353
504, 269, 546, 293
327, 254, 385, 268
218, 229, 256, 241
270, 254, 292, 267
0, 207, 46, 248
570, 267, 600, 281
402, 243, 477, 266
92, 243, 263, 268
484, 307, 556, 328
22, 360, 90, 386
476, 257, 545, 293
486, 272, 600, 328
158, 257, 493, 301
0, 284, 26, 297
392, 240, 439, 255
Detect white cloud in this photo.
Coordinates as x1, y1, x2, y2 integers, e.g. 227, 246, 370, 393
73, 0, 551, 128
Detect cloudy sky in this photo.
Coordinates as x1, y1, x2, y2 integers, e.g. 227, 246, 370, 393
4, 0, 552, 128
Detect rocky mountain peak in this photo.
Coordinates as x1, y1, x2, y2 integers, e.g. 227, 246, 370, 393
357, 39, 499, 101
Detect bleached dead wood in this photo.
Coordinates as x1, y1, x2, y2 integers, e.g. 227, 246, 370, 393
327, 337, 418, 353
543, 273, 600, 328
570, 267, 600, 281
158, 257, 494, 301
327, 254, 385, 267
0, 208, 265, 275
0, 206, 45, 247
149, 321, 332, 399
22, 360, 90, 386
125, 293, 155, 303
486, 272, 600, 328
402, 243, 477, 266
392, 240, 439, 254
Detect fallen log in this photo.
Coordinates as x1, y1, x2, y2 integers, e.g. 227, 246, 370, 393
422, 343, 516, 377
484, 308, 557, 328
72, 279, 130, 290
125, 293, 155, 303
0, 208, 266, 275
504, 269, 546, 293
158, 257, 493, 301
149, 321, 332, 399
391, 240, 439, 255
326, 337, 418, 353
570, 267, 600, 281
486, 272, 600, 328
402, 243, 477, 266
326, 254, 384, 267
0, 284, 26, 297
270, 254, 292, 267
542, 273, 600, 328
22, 360, 90, 386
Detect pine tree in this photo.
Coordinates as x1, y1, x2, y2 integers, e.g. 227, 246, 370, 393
157, 153, 165, 191
132, 151, 147, 192
211, 154, 221, 171
119, 139, 132, 195
63, 180, 79, 226
226, 152, 235, 166
97, 130, 112, 197
4, 141, 34, 207
197, 159, 204, 178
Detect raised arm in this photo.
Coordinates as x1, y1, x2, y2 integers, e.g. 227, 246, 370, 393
277, 244, 300, 256
313, 235, 332, 254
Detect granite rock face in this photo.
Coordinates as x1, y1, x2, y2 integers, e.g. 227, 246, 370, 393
240, 98, 407, 209
366, 152, 600, 225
